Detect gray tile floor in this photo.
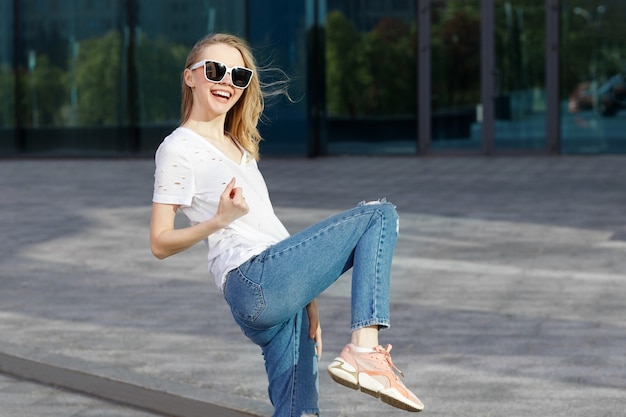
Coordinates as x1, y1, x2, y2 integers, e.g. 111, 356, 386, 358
0, 374, 162, 417
1, 156, 625, 417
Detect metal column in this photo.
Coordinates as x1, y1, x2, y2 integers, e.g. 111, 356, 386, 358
417, 0, 431, 155
546, 0, 560, 154
481, 0, 495, 154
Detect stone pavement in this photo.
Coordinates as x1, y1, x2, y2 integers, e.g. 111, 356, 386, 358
0, 373, 163, 417
0, 156, 625, 417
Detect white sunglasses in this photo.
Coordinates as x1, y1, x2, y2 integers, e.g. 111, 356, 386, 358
188, 59, 254, 89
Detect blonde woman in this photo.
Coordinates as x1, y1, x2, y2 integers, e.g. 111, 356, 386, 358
150, 33, 423, 417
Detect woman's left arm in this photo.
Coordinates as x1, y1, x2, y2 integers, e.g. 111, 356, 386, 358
306, 299, 322, 359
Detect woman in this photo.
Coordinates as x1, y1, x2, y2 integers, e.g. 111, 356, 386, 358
150, 33, 423, 416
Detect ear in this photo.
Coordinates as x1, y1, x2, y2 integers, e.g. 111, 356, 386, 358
183, 68, 195, 88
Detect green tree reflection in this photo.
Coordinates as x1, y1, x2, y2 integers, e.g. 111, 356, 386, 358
0, 65, 15, 127
326, 10, 417, 118
75, 30, 123, 125
15, 30, 189, 128
135, 33, 188, 124
17, 54, 67, 127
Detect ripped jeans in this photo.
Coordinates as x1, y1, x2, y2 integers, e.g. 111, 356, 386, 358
223, 200, 399, 417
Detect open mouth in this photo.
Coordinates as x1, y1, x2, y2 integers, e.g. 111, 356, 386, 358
212, 90, 232, 100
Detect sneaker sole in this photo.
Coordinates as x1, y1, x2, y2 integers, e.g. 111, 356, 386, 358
380, 387, 424, 412
327, 358, 423, 412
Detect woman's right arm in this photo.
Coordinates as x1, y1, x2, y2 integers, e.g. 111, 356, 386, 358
150, 177, 249, 259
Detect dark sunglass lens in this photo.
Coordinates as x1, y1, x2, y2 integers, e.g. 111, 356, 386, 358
205, 61, 226, 81
232, 68, 252, 87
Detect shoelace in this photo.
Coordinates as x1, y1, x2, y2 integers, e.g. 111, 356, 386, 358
373, 344, 405, 378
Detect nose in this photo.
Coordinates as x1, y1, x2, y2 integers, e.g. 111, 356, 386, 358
221, 70, 234, 86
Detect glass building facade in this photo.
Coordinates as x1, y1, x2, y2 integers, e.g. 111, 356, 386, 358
1, 0, 625, 157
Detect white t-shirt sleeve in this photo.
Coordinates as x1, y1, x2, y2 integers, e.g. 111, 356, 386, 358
153, 140, 195, 207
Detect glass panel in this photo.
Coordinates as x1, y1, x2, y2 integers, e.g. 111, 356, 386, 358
561, 0, 626, 153
494, 0, 546, 151
248, 0, 309, 156
16, 0, 130, 155
17, 1, 127, 127
324, 0, 417, 155
134, 0, 247, 155
0, 0, 16, 154
430, 1, 482, 151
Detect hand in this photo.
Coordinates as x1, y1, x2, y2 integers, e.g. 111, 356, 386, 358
306, 299, 322, 359
216, 178, 249, 227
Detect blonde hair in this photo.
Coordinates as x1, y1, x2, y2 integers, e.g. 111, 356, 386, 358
181, 33, 264, 161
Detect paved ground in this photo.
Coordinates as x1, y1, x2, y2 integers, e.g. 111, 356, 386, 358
0, 156, 625, 417
0, 373, 162, 417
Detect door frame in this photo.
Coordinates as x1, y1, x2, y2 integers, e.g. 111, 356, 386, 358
417, 0, 560, 155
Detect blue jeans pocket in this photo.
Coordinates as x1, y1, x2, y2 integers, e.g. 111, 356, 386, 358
224, 269, 266, 323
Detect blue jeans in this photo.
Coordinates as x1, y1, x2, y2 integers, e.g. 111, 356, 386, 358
223, 200, 399, 417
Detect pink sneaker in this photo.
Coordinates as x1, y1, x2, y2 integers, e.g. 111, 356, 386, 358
327, 343, 424, 412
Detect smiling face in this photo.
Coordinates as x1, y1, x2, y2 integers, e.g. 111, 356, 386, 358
184, 43, 247, 121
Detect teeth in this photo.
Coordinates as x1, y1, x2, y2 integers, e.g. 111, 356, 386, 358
214, 91, 231, 99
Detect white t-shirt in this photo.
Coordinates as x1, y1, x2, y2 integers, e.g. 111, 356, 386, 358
153, 127, 290, 291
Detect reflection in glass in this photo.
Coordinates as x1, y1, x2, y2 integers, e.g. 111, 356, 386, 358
248, 0, 309, 156
561, 0, 626, 153
134, 0, 246, 126
0, 0, 14, 129
74, 30, 126, 126
430, 1, 481, 151
493, 0, 546, 151
15, 1, 127, 127
0, 0, 15, 154
325, 0, 417, 154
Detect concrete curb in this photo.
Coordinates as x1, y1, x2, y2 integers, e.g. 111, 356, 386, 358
0, 341, 271, 417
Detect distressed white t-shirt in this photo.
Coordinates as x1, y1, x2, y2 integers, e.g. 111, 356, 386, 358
153, 127, 290, 291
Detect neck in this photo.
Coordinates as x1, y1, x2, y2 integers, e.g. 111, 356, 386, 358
183, 118, 227, 141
